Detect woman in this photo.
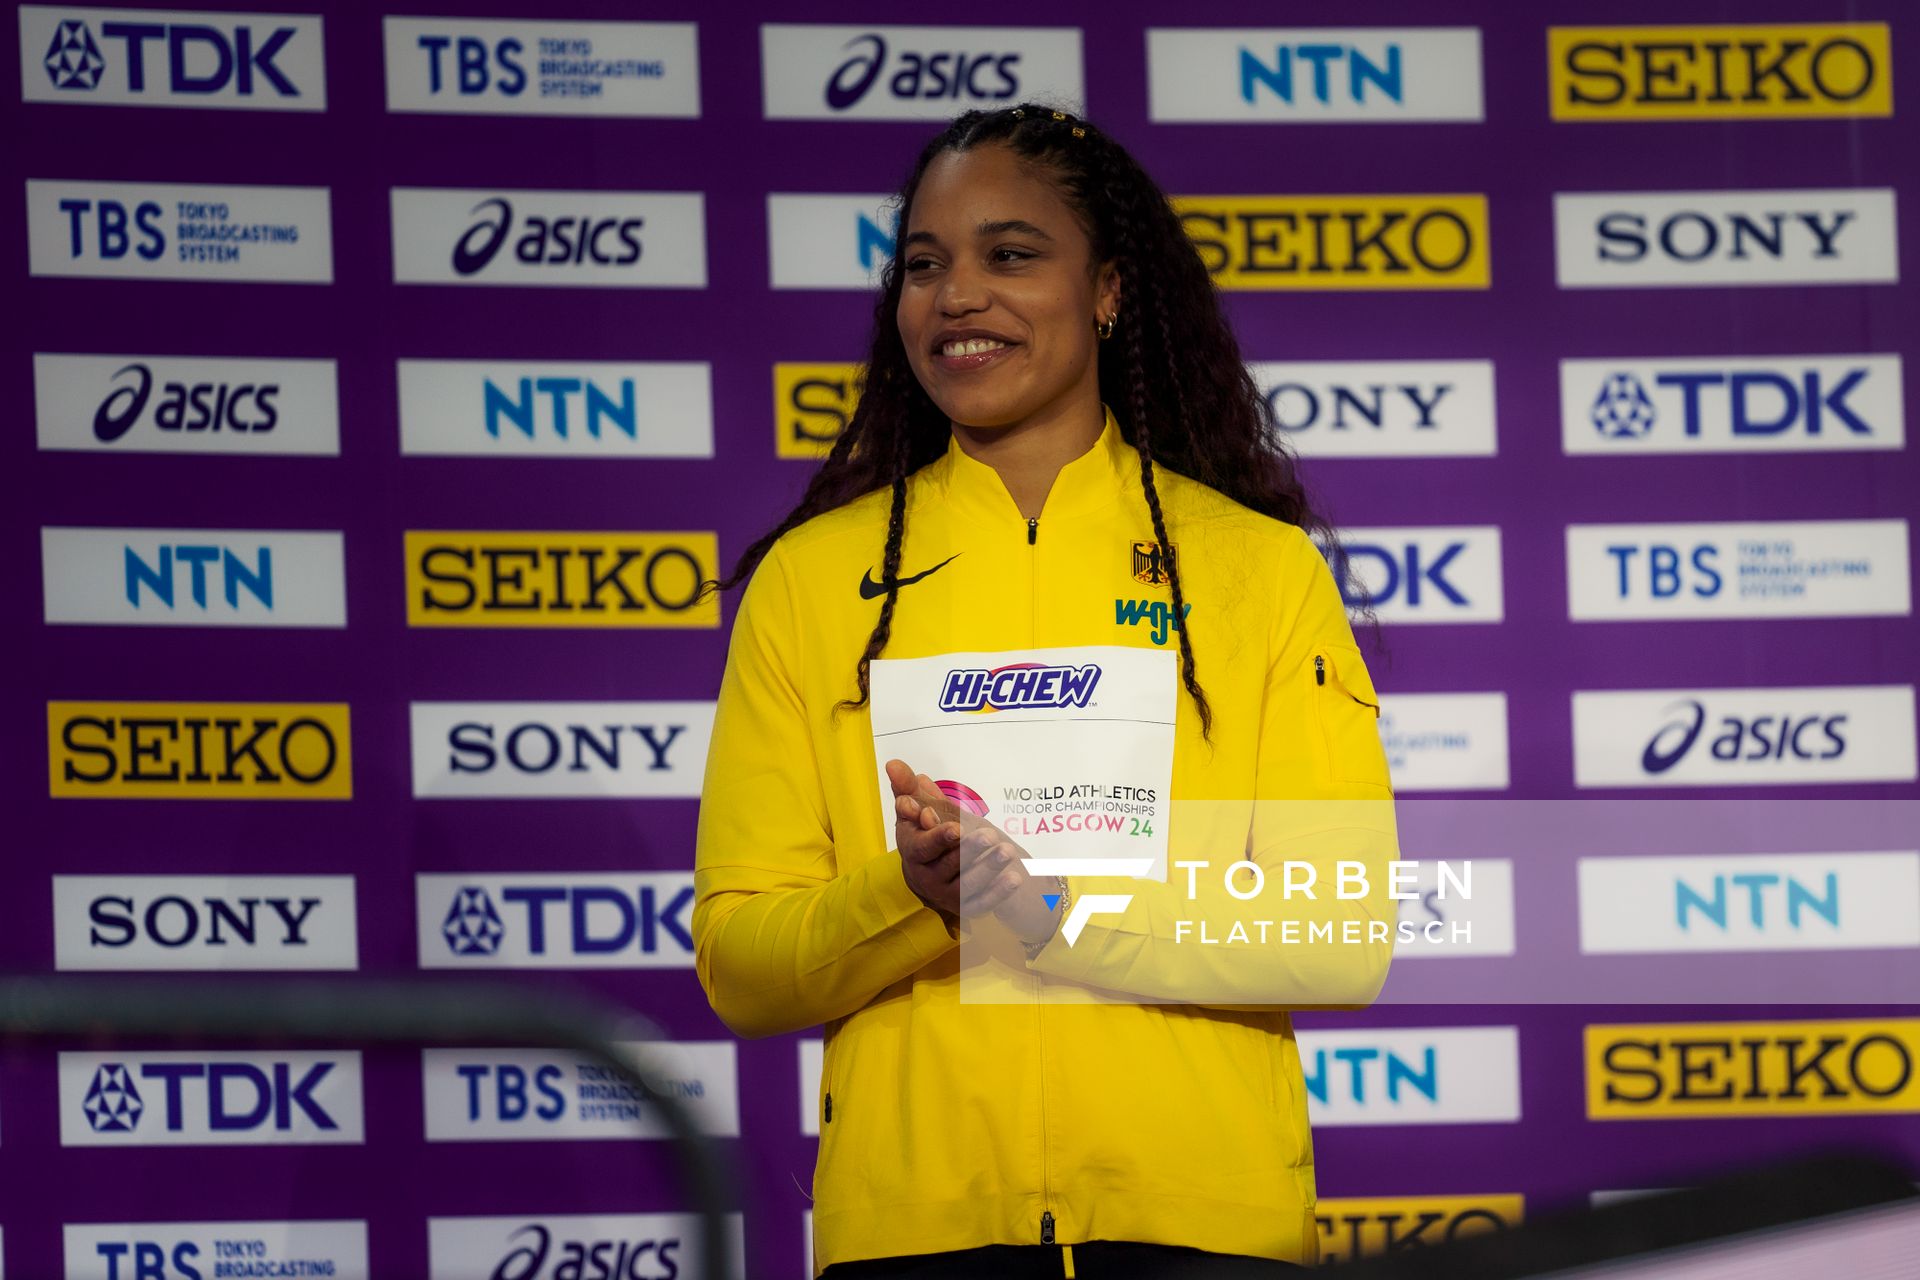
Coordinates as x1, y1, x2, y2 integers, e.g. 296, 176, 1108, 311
694, 104, 1396, 1278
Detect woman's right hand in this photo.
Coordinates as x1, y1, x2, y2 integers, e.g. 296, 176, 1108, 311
885, 758, 973, 920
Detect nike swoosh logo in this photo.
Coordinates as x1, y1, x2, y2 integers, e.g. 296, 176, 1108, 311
860, 553, 960, 600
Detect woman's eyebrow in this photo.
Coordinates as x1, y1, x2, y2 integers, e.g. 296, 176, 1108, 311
901, 218, 1056, 250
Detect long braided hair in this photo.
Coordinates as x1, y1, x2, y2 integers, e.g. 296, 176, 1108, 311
699, 103, 1352, 745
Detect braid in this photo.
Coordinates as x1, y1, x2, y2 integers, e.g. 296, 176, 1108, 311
834, 422, 913, 719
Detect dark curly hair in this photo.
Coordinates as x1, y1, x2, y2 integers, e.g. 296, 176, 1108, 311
700, 103, 1356, 745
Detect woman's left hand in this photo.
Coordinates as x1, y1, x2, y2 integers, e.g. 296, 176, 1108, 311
956, 823, 1059, 947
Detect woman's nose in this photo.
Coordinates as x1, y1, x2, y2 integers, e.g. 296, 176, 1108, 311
936, 263, 987, 315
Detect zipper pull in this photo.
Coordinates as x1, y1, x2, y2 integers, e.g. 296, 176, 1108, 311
1315, 654, 1326, 686
1040, 1210, 1055, 1244
823, 1091, 831, 1124
1027, 517, 1038, 545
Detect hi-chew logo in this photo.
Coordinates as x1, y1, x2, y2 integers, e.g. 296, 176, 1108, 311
1567, 520, 1911, 620
1549, 24, 1891, 121
1316, 1196, 1523, 1263
383, 18, 698, 117
427, 1214, 744, 1280
1579, 852, 1920, 954
767, 194, 897, 289
1178, 195, 1489, 290
939, 663, 1101, 712
1250, 360, 1497, 458
1377, 693, 1510, 791
50, 701, 352, 799
761, 24, 1082, 120
397, 360, 713, 457
1586, 1018, 1920, 1117
423, 1042, 739, 1140
42, 526, 347, 627
27, 180, 332, 282
22, 6, 326, 110
1148, 27, 1483, 122
1554, 189, 1898, 288
54, 875, 358, 971
409, 701, 714, 797
60, 1051, 363, 1145
1572, 686, 1918, 788
1562, 355, 1904, 454
418, 873, 696, 969
64, 1221, 368, 1280
1325, 528, 1504, 623
1298, 1027, 1521, 1124
34, 354, 340, 455
390, 188, 706, 287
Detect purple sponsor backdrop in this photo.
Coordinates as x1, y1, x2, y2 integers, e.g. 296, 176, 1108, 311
6, 1, 1920, 1277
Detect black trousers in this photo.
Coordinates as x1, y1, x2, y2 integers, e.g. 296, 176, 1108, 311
820, 1241, 1304, 1278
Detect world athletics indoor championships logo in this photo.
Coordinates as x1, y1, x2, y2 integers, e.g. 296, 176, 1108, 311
442, 886, 505, 956
43, 20, 106, 90
83, 1063, 144, 1132
937, 662, 1101, 714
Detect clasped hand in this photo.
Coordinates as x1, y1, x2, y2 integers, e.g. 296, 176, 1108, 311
884, 758, 1059, 948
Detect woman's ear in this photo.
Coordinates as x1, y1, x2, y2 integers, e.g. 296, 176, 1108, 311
1097, 260, 1121, 319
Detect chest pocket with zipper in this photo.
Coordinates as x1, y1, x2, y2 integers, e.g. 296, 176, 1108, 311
1310, 643, 1391, 792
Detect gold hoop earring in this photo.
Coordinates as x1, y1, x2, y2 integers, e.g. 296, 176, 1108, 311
1096, 315, 1116, 340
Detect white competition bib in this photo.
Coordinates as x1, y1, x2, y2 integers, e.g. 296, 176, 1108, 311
870, 646, 1177, 880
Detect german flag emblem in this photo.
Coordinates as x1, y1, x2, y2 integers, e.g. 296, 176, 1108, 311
1131, 540, 1176, 586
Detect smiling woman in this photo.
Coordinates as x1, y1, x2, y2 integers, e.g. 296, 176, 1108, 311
692, 103, 1396, 1279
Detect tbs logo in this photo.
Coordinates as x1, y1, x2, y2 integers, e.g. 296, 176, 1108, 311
61, 1051, 364, 1146
420, 874, 697, 969
32, 10, 323, 108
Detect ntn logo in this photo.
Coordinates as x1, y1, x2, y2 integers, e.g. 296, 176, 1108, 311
1240, 42, 1403, 104
484, 376, 638, 439
1304, 1044, 1436, 1104
125, 544, 271, 608
1676, 873, 1837, 930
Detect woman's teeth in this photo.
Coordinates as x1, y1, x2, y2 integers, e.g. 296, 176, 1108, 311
942, 339, 1007, 356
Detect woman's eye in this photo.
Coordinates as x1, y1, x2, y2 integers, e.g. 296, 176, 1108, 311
994, 248, 1033, 263
904, 257, 938, 272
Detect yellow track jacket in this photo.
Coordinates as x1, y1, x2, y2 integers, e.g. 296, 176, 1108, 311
694, 405, 1397, 1274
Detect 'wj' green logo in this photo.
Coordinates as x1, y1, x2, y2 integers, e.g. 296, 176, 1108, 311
1114, 598, 1193, 646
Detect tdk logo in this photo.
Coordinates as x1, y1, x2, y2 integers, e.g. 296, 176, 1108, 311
1578, 853, 1920, 955
34, 354, 341, 456
54, 875, 359, 971
1298, 1027, 1521, 1125
762, 24, 1083, 120
61, 1051, 365, 1145
1326, 528, 1504, 623
418, 874, 698, 969
939, 663, 1101, 712
1148, 28, 1483, 123
1562, 356, 1903, 454
23, 7, 327, 110
41, 527, 348, 628
1554, 189, 1898, 288
1573, 686, 1918, 788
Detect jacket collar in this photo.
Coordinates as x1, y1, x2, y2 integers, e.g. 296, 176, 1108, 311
921, 403, 1135, 526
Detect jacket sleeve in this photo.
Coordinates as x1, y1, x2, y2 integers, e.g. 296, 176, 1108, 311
1026, 526, 1398, 1008
692, 539, 960, 1039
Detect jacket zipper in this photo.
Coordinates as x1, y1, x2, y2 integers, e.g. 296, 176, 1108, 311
1315, 654, 1326, 686
1028, 510, 1054, 1247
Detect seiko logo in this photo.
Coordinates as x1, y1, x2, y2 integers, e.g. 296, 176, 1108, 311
939, 663, 1101, 712
1316, 1196, 1522, 1263
49, 701, 352, 798
405, 534, 718, 627
1587, 1019, 1920, 1116
1549, 24, 1891, 120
